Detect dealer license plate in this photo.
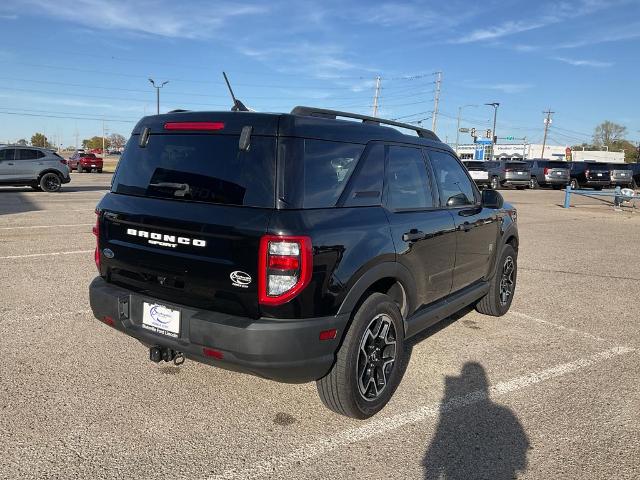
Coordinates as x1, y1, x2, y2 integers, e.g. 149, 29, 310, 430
142, 302, 180, 338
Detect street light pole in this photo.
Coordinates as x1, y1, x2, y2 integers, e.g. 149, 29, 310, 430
485, 102, 500, 160
455, 104, 479, 152
148, 78, 169, 115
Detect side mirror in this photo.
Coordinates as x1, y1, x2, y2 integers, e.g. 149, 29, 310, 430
481, 189, 503, 209
446, 193, 470, 207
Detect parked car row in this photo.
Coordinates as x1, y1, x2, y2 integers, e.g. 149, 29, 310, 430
463, 160, 640, 190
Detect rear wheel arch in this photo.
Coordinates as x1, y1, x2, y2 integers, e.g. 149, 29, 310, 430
337, 262, 416, 322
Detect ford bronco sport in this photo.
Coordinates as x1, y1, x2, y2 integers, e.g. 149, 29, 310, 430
89, 107, 519, 419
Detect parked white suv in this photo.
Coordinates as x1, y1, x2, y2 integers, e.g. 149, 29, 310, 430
0, 146, 71, 192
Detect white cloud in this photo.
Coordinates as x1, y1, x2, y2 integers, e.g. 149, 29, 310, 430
0, 14, 18, 20
4, 0, 267, 39
553, 57, 614, 68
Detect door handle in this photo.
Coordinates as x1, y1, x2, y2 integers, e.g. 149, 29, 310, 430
402, 229, 425, 242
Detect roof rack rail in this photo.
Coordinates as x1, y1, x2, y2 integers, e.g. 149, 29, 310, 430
291, 106, 440, 141
167, 109, 190, 113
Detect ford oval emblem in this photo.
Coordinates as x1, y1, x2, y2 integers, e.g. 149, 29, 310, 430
230, 270, 252, 288
102, 248, 115, 259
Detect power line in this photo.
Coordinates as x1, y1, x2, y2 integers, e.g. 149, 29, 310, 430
0, 110, 137, 123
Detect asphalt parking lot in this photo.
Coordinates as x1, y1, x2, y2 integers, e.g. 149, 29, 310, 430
1, 174, 638, 479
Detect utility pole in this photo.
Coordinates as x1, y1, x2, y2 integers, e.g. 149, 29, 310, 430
149, 78, 169, 115
485, 102, 500, 161
372, 76, 381, 117
541, 109, 554, 159
432, 71, 442, 133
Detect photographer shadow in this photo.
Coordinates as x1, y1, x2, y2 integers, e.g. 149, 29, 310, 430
423, 362, 530, 480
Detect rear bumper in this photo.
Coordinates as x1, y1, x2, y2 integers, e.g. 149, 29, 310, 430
542, 175, 569, 185
611, 179, 632, 186
503, 179, 530, 186
583, 180, 610, 187
89, 277, 348, 383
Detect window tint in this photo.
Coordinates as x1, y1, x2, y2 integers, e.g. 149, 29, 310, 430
343, 143, 384, 207
0, 149, 15, 161
386, 146, 434, 210
428, 149, 477, 207
17, 149, 40, 160
112, 134, 276, 207
282, 139, 364, 208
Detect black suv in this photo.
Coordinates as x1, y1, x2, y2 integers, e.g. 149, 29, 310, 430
89, 108, 519, 419
569, 161, 610, 190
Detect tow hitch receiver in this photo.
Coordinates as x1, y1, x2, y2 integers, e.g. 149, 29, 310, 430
149, 346, 185, 365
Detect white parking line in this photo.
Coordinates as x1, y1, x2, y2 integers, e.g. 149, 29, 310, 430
0, 224, 92, 230
509, 311, 607, 342
0, 250, 93, 260
209, 346, 635, 480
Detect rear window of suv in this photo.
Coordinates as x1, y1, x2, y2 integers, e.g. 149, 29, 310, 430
111, 134, 276, 207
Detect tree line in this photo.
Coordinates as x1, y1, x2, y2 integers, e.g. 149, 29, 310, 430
20, 132, 127, 151
572, 121, 639, 163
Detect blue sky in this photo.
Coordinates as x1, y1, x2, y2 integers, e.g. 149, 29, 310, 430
0, 0, 638, 148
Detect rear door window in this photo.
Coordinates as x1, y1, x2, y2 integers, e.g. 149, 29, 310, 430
386, 145, 434, 210
112, 134, 276, 207
17, 149, 41, 160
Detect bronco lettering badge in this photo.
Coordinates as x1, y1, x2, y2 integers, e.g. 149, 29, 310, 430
126, 228, 206, 249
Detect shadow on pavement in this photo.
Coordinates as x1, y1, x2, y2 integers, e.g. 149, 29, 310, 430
0, 190, 42, 215
422, 362, 530, 480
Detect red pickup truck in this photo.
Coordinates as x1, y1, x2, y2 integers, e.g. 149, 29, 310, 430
67, 152, 103, 173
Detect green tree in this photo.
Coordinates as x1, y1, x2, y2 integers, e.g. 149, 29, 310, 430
611, 139, 639, 163
82, 136, 111, 150
593, 121, 627, 147
31, 133, 53, 148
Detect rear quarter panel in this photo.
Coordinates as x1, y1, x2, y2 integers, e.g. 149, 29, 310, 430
264, 206, 395, 319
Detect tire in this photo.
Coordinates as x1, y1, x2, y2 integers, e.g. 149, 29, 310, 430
490, 176, 501, 190
316, 292, 409, 419
529, 177, 539, 189
476, 244, 517, 317
39, 173, 62, 193
631, 179, 637, 189
77, 165, 83, 173
570, 178, 579, 190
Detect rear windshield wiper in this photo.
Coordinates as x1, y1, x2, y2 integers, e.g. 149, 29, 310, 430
148, 182, 191, 197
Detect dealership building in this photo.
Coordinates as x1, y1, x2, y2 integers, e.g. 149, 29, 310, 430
455, 141, 625, 163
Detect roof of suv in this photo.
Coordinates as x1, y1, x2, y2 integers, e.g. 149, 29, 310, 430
131, 107, 449, 150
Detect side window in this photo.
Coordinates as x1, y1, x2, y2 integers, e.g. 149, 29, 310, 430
284, 139, 364, 209
386, 146, 434, 210
17, 149, 38, 160
36, 150, 45, 159
428, 149, 477, 207
0, 149, 14, 161
343, 143, 384, 207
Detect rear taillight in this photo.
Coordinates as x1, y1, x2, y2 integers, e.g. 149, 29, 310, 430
93, 211, 100, 272
585, 169, 590, 177
543, 167, 550, 175
60, 159, 67, 165
258, 235, 312, 306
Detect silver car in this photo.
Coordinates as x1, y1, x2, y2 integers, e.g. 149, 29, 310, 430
0, 146, 71, 192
